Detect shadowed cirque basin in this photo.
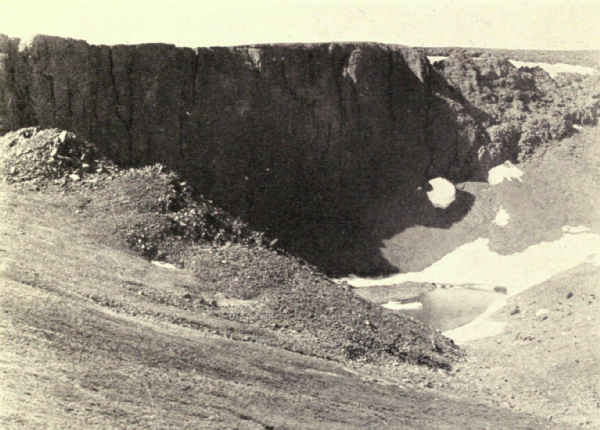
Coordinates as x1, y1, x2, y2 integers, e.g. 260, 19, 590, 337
343, 139, 600, 343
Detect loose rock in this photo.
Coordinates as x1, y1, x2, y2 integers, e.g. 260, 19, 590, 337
535, 309, 549, 321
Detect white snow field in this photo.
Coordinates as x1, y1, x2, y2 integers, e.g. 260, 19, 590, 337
493, 207, 510, 227
426, 177, 456, 209
508, 59, 597, 77
488, 161, 524, 185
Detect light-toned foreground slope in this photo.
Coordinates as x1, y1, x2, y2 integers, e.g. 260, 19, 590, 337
0, 185, 554, 428
5, 125, 600, 428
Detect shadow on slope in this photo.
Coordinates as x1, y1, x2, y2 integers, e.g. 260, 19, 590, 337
363, 188, 477, 275
162, 54, 491, 278
292, 186, 477, 277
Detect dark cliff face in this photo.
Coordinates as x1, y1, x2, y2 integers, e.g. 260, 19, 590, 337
0, 35, 487, 274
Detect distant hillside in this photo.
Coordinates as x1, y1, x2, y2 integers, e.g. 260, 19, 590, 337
419, 46, 600, 69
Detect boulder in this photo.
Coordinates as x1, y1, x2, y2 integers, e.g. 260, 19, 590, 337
535, 309, 550, 321
426, 177, 456, 209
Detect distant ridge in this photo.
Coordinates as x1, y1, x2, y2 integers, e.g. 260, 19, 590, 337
418, 46, 600, 69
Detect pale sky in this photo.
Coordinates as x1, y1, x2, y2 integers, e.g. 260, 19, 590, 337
0, 0, 598, 50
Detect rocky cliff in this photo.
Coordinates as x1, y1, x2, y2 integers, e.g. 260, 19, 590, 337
433, 52, 600, 162
0, 35, 488, 274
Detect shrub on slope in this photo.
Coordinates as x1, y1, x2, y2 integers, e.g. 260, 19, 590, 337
88, 164, 265, 260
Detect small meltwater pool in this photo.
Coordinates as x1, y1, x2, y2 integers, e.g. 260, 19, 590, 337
340, 226, 600, 343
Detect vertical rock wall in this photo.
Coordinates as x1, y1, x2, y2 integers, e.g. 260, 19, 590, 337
0, 35, 487, 273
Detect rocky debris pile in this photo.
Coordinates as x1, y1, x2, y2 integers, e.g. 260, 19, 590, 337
202, 247, 462, 368
92, 164, 267, 260
0, 126, 266, 257
0, 127, 116, 186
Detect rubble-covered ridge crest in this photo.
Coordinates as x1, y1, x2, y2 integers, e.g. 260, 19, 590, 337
0, 127, 115, 185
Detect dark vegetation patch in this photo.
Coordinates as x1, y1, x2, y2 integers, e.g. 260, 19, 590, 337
87, 164, 266, 261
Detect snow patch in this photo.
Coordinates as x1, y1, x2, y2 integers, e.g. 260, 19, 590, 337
382, 301, 423, 311
342, 231, 600, 294
426, 56, 597, 77
427, 56, 448, 64
562, 225, 590, 234
493, 207, 510, 227
17, 33, 36, 52
488, 161, 524, 185
509, 59, 598, 77
151, 261, 179, 270
426, 177, 456, 209
246, 47, 262, 71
